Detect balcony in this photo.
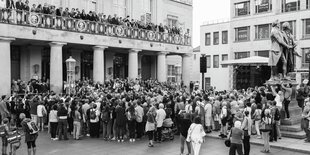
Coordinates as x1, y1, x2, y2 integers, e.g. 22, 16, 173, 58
0, 8, 191, 47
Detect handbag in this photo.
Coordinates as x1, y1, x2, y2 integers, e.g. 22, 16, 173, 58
224, 130, 232, 147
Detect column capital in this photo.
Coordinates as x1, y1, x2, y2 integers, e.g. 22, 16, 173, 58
0, 37, 15, 43
157, 52, 168, 55
93, 45, 108, 50
49, 42, 67, 47
129, 49, 141, 53
182, 53, 193, 57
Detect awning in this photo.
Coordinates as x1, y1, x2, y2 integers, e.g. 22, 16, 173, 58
221, 56, 269, 66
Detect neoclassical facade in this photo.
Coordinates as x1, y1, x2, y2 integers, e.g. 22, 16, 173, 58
0, 0, 193, 95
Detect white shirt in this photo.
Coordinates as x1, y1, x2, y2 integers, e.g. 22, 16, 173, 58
90, 109, 100, 123
49, 110, 58, 122
156, 109, 166, 127
185, 104, 192, 113
37, 105, 47, 117
275, 94, 282, 108
135, 105, 144, 123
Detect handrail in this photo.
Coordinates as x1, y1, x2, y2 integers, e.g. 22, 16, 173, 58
0, 8, 191, 46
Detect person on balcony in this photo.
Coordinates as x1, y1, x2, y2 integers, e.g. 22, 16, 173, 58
6, 0, 15, 9
35, 4, 42, 13
23, 0, 29, 11
30, 4, 36, 12
42, 3, 49, 14
111, 14, 119, 25
15, 0, 24, 10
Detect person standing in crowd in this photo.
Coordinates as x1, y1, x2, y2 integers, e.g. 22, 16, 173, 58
175, 97, 185, 135
101, 101, 112, 141
30, 97, 39, 126
252, 103, 262, 139
20, 113, 38, 155
281, 83, 292, 120
135, 101, 144, 140
261, 108, 272, 153
71, 103, 81, 140
82, 99, 90, 137
88, 104, 100, 138
302, 101, 310, 143
204, 97, 212, 133
229, 121, 243, 155
0, 95, 10, 123
219, 101, 228, 138
242, 110, 251, 155
1, 118, 9, 155
127, 104, 137, 142
57, 103, 68, 140
154, 103, 166, 143
145, 106, 156, 147
49, 105, 58, 140
269, 100, 280, 142
179, 112, 192, 155
186, 117, 206, 155
115, 101, 126, 142
37, 101, 47, 131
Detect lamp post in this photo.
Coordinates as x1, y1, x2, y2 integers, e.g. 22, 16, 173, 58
65, 56, 76, 95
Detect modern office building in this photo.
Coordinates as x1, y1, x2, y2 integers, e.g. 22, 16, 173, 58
197, 0, 310, 90
0, 0, 193, 95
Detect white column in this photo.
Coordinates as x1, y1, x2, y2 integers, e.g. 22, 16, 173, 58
128, 49, 140, 80
93, 46, 107, 84
0, 37, 14, 96
182, 53, 192, 87
157, 52, 167, 82
49, 42, 66, 94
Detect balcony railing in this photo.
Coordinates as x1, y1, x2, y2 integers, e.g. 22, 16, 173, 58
0, 8, 191, 46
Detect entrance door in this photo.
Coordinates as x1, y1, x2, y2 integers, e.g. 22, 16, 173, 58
41, 48, 50, 82
81, 51, 93, 80
113, 54, 128, 79
141, 55, 152, 80
11, 46, 20, 81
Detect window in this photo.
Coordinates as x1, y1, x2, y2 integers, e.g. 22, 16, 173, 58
206, 55, 211, 68
255, 24, 271, 40
307, 0, 310, 9
235, 1, 250, 16
113, 0, 127, 17
280, 20, 296, 38
282, 0, 300, 12
255, 0, 272, 13
167, 65, 175, 76
205, 33, 211, 46
194, 54, 196, 60
303, 18, 310, 39
213, 32, 219, 45
235, 52, 250, 59
222, 31, 228, 44
235, 26, 250, 42
255, 50, 269, 57
302, 48, 310, 68
167, 15, 178, 28
205, 77, 211, 90
222, 54, 228, 68
213, 55, 219, 68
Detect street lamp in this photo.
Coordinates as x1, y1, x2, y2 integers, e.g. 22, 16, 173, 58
65, 56, 76, 95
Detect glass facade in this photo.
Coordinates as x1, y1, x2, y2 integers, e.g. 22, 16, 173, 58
235, 1, 250, 16
213, 32, 219, 45
255, 24, 271, 40
303, 18, 310, 39
205, 33, 211, 45
235, 51, 250, 59
213, 55, 219, 68
255, 0, 272, 13
282, 0, 300, 12
222, 31, 228, 44
235, 26, 250, 42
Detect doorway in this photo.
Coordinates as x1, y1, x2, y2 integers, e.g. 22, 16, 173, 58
113, 54, 128, 79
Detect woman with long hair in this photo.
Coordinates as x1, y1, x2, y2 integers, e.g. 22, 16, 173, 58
127, 104, 137, 142
261, 108, 272, 153
186, 117, 206, 155
145, 106, 156, 147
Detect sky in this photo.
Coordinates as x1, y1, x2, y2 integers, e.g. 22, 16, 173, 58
192, 0, 230, 47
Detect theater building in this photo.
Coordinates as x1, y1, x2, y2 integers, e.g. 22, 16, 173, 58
197, 0, 310, 90
0, 0, 193, 95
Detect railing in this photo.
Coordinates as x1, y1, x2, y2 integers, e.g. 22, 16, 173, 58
0, 8, 191, 46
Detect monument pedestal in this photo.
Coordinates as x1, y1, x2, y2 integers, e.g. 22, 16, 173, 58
266, 79, 306, 139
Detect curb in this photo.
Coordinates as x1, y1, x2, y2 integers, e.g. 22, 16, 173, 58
205, 134, 310, 154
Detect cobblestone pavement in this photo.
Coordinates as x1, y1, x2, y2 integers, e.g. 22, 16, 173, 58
13, 131, 308, 155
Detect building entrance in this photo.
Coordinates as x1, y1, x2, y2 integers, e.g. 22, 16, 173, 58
81, 51, 93, 80
113, 54, 128, 79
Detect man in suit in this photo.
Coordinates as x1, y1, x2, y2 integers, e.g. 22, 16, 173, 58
15, 0, 24, 10
268, 20, 292, 80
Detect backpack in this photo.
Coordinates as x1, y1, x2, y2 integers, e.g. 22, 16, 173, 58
90, 109, 96, 120
26, 121, 39, 134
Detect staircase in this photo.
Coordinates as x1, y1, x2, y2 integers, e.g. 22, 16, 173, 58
280, 100, 306, 139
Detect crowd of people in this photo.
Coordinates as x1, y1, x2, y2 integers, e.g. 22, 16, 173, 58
3, 0, 189, 35
1, 77, 310, 155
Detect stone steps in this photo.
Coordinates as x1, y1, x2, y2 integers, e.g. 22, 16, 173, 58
281, 130, 306, 139
280, 124, 303, 132
281, 116, 302, 125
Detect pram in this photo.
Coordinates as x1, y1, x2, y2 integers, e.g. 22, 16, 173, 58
161, 118, 174, 141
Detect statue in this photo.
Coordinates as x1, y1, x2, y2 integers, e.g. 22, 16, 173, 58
268, 20, 294, 81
